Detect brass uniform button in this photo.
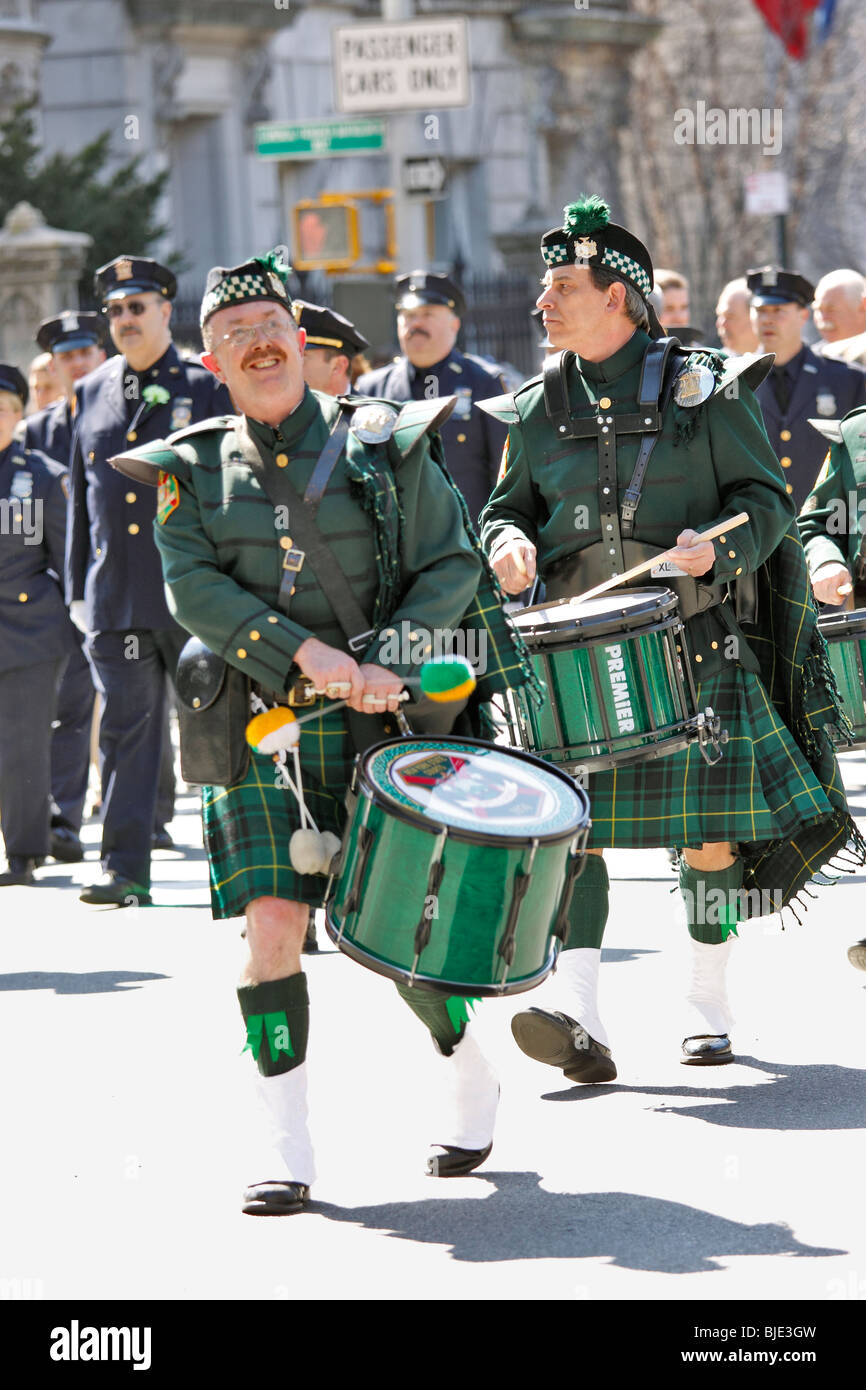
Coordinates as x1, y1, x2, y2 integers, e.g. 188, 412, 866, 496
718, 535, 726, 543
786, 484, 793, 494
457, 433, 466, 443
676, 644, 682, 653
599, 396, 612, 409
18, 592, 28, 602
128, 523, 139, 535
125, 492, 136, 503
735, 567, 743, 575
95, 547, 102, 556
780, 456, 792, 468
275, 453, 289, 468
237, 648, 247, 659
728, 550, 736, 558
267, 615, 278, 624
695, 654, 703, 662
127, 430, 137, 442
711, 641, 718, 650
279, 536, 293, 549
88, 451, 95, 461
249, 630, 260, 641
192, 697, 201, 709
780, 429, 791, 441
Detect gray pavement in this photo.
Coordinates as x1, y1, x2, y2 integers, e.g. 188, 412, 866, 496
1, 753, 865, 1302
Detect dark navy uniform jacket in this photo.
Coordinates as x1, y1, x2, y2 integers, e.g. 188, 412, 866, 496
23, 397, 73, 467
356, 347, 507, 523
753, 343, 866, 510
0, 442, 77, 673
66, 344, 229, 630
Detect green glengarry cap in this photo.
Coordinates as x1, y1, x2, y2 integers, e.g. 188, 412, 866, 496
200, 247, 293, 326
541, 193, 653, 302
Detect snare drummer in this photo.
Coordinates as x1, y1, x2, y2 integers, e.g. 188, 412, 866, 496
800, 404, 866, 970
110, 250, 536, 1213
479, 195, 865, 1076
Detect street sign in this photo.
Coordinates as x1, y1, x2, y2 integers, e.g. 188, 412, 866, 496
744, 170, 789, 216
255, 118, 386, 160
402, 156, 447, 197
333, 16, 470, 113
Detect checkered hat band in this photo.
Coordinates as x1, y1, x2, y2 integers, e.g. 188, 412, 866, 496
601, 249, 652, 298
541, 240, 570, 267
200, 272, 286, 325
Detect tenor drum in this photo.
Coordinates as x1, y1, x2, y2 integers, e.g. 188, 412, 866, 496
325, 737, 590, 997
818, 607, 866, 749
507, 587, 724, 773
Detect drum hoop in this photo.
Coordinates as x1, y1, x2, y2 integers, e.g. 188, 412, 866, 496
818, 607, 866, 639
357, 735, 591, 847
516, 609, 683, 651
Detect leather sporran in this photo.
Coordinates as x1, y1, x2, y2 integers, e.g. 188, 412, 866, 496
175, 636, 250, 786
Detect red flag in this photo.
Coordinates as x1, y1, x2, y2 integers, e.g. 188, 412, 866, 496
751, 0, 821, 59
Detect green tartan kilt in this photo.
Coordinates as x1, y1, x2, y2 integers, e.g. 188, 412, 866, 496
201, 703, 355, 919
585, 666, 836, 851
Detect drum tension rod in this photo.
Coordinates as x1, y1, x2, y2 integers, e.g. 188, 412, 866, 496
552, 833, 591, 945
496, 841, 539, 985
410, 829, 448, 985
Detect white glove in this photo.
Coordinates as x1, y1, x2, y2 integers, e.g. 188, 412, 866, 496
69, 600, 88, 634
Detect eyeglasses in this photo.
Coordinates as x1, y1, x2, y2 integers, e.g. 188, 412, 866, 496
105, 300, 151, 320
218, 317, 294, 350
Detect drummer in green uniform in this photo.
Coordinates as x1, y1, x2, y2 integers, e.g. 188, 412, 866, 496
109, 249, 532, 1213
480, 195, 864, 1076
799, 405, 866, 970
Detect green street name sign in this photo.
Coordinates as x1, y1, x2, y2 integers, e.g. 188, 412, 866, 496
255, 118, 386, 159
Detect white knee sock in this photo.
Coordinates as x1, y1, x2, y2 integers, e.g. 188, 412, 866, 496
434, 1030, 499, 1151
249, 1063, 316, 1186
684, 937, 735, 1037
551, 947, 610, 1048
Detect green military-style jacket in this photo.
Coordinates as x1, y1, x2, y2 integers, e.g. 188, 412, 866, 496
479, 330, 795, 680
799, 405, 866, 595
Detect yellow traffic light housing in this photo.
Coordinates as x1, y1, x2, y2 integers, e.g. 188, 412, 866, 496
291, 191, 395, 275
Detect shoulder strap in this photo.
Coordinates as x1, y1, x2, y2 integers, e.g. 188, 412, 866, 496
303, 407, 350, 517
238, 420, 375, 654
620, 339, 680, 538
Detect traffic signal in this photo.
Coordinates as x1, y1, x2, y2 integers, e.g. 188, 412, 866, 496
292, 200, 360, 271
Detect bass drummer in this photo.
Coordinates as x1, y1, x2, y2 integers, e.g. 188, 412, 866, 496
800, 404, 866, 970
480, 195, 864, 1078
108, 248, 536, 1215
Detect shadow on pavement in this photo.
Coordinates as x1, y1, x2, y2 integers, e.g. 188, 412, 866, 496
311, 1172, 844, 1272
541, 1055, 866, 1130
0, 970, 169, 994
601, 947, 660, 964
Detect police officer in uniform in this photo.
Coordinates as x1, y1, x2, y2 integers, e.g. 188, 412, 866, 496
294, 301, 370, 397
479, 197, 863, 1078
748, 266, 866, 510
67, 256, 230, 905
356, 272, 507, 524
21, 313, 107, 862
0, 366, 78, 885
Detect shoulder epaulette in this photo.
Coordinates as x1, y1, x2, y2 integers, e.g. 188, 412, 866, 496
391, 395, 458, 458
109, 438, 186, 487
166, 415, 234, 444
808, 418, 844, 445
476, 392, 520, 424
715, 351, 774, 396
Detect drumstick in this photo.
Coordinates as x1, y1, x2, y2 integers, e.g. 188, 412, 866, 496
569, 512, 751, 606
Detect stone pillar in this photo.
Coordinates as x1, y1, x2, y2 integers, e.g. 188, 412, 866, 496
0, 203, 92, 368
496, 1, 664, 269
0, 0, 50, 120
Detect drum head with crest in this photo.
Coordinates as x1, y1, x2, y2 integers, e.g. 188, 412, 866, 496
513, 586, 679, 648
361, 736, 588, 845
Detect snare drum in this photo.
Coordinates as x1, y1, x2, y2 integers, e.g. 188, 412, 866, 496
325, 737, 590, 997
817, 607, 866, 748
507, 587, 723, 772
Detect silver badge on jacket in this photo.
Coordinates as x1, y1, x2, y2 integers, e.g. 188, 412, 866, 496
9, 469, 33, 499
673, 364, 716, 408
351, 403, 399, 444
815, 392, 837, 417
170, 398, 193, 433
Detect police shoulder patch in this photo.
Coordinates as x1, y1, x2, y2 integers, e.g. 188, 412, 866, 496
157, 470, 180, 524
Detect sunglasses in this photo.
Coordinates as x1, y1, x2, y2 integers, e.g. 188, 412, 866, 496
105, 300, 152, 320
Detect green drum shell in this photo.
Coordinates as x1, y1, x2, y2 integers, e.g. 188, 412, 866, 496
513, 598, 694, 770
326, 740, 589, 998
818, 609, 866, 748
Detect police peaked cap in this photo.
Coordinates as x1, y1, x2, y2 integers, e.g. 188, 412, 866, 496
293, 301, 370, 357
94, 256, 177, 302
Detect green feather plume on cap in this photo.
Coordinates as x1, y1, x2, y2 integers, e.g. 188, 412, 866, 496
253, 247, 292, 284
563, 195, 611, 237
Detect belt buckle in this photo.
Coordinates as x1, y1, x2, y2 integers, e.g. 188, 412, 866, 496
282, 547, 305, 574
287, 683, 316, 708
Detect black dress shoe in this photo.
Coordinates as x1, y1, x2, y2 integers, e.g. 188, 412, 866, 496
511, 1007, 617, 1083
79, 872, 152, 907
847, 940, 866, 972
427, 1143, 493, 1177
242, 1180, 310, 1215
0, 856, 38, 886
302, 920, 319, 954
152, 828, 175, 851
50, 826, 85, 863
681, 1034, 733, 1065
